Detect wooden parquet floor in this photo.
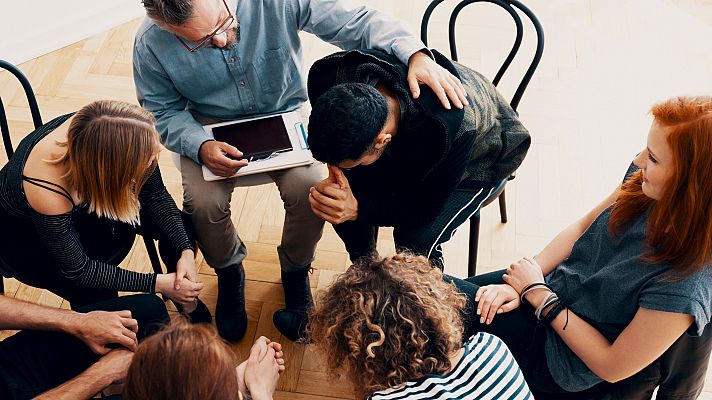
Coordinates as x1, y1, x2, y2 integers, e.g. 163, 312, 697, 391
2, 0, 712, 398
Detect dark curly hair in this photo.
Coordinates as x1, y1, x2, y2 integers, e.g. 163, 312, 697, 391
307, 83, 389, 165
308, 254, 467, 399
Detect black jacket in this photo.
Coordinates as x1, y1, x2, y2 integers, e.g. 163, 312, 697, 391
307, 49, 530, 226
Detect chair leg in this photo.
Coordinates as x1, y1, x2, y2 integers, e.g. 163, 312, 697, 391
143, 236, 164, 275
468, 211, 481, 277
498, 189, 508, 223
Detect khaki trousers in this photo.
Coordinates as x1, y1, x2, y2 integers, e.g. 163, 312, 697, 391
180, 156, 325, 272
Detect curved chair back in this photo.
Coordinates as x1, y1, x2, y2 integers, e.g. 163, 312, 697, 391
420, 0, 544, 112
420, 0, 544, 275
0, 60, 163, 294
0, 60, 44, 160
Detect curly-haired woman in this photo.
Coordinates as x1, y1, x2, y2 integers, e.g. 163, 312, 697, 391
309, 254, 533, 400
454, 96, 712, 398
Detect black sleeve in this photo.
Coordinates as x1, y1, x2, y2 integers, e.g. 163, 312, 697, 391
357, 132, 474, 226
138, 166, 193, 257
30, 212, 156, 292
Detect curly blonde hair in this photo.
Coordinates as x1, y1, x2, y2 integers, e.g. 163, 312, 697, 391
308, 254, 467, 399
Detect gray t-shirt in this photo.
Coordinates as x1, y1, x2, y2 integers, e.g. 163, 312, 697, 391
544, 207, 712, 392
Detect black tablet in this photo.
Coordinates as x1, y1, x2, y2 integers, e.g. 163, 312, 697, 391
211, 115, 293, 161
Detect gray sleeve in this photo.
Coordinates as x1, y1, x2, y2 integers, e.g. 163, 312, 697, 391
291, 0, 426, 65
133, 37, 212, 164
639, 276, 712, 336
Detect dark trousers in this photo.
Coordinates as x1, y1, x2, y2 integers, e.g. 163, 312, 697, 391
450, 271, 712, 399
334, 186, 496, 268
0, 294, 169, 400
0, 209, 190, 309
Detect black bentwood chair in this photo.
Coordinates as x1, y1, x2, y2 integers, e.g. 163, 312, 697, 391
0, 60, 163, 294
420, 0, 544, 276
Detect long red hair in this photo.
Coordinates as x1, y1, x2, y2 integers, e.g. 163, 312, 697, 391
609, 96, 712, 274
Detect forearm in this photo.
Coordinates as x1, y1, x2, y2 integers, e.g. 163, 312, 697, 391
34, 362, 114, 400
0, 296, 79, 333
534, 223, 586, 277
139, 167, 194, 255
526, 291, 619, 381
298, 0, 424, 65
152, 109, 211, 163
529, 290, 688, 383
535, 190, 618, 276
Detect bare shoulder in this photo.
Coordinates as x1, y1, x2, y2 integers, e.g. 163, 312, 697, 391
22, 135, 75, 216
23, 179, 74, 216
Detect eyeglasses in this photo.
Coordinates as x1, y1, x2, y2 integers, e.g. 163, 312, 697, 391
174, 0, 234, 52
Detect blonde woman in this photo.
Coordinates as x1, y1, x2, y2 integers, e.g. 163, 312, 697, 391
309, 254, 533, 400
0, 100, 206, 319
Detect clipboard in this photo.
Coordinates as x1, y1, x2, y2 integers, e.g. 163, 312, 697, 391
201, 111, 314, 181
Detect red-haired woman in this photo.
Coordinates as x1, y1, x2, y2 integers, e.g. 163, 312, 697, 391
454, 96, 712, 398
123, 320, 285, 400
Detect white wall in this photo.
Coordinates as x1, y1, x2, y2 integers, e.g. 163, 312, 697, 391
0, 0, 145, 65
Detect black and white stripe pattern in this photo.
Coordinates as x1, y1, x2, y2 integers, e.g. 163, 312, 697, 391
0, 114, 192, 293
369, 333, 533, 400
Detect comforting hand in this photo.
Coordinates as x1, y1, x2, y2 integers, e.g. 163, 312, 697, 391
243, 336, 283, 400
199, 140, 248, 177
156, 273, 204, 306
309, 165, 358, 224
407, 51, 469, 110
475, 284, 521, 325
502, 257, 546, 300
71, 310, 139, 354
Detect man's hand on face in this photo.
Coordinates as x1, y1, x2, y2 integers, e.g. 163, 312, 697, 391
309, 165, 358, 224
199, 140, 249, 177
407, 50, 469, 110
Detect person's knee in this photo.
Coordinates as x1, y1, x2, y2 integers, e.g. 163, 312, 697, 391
183, 180, 233, 220
277, 164, 324, 208
123, 294, 169, 336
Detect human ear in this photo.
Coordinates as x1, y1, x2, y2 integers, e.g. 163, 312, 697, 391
374, 133, 392, 149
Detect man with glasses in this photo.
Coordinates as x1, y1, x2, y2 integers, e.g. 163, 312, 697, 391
133, 0, 469, 343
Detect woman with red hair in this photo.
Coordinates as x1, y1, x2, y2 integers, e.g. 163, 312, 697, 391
456, 96, 712, 398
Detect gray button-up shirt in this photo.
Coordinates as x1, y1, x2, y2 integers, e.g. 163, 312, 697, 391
133, 0, 425, 163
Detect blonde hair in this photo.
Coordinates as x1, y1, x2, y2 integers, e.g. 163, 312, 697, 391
308, 254, 467, 399
51, 100, 160, 224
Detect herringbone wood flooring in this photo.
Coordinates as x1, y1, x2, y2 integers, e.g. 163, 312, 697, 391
2, 0, 712, 398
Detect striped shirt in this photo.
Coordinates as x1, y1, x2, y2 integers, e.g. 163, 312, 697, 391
369, 333, 533, 400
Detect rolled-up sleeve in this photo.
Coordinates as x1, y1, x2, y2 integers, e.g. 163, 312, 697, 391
292, 0, 426, 65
